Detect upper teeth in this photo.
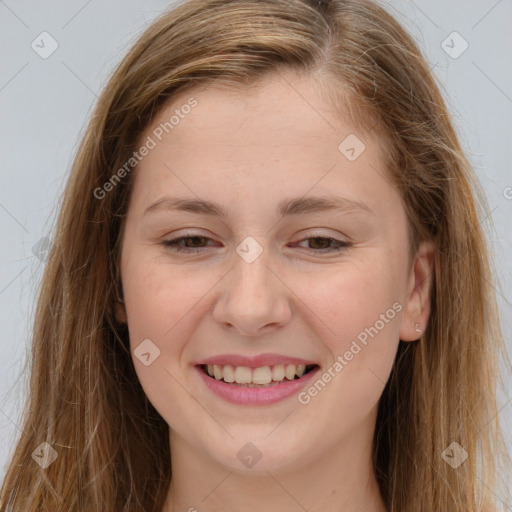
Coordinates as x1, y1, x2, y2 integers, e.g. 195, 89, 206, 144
206, 364, 307, 384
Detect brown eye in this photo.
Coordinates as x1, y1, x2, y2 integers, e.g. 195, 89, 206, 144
295, 236, 351, 253
161, 235, 214, 252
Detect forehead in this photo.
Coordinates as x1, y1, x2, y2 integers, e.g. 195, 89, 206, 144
170, 82, 325, 140
141, 72, 384, 166
130, 71, 394, 218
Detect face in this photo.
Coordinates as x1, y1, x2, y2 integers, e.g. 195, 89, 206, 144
118, 70, 432, 474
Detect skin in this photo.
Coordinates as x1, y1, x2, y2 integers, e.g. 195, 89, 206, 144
116, 70, 434, 511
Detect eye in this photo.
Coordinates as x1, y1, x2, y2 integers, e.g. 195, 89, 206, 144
293, 236, 351, 253
161, 234, 215, 253
160, 233, 351, 254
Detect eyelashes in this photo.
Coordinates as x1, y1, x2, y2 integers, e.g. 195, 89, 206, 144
160, 234, 351, 254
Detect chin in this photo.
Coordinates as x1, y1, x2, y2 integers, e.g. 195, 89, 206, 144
201, 431, 311, 475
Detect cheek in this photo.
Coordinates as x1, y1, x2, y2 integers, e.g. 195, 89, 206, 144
123, 265, 191, 348
280, 253, 404, 457
296, 252, 403, 397
299, 253, 403, 347
121, 250, 221, 362
120, 254, 210, 419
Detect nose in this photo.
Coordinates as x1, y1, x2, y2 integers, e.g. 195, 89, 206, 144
211, 248, 292, 337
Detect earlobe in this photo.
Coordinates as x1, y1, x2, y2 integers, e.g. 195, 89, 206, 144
399, 240, 435, 342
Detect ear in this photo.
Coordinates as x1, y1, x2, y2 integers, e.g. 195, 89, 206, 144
399, 240, 435, 341
115, 301, 128, 324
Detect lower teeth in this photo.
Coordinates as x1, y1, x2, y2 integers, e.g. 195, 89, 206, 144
222, 380, 292, 388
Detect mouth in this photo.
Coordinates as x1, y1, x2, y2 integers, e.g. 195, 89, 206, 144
197, 363, 320, 388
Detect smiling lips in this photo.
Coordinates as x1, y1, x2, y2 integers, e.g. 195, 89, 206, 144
195, 353, 320, 405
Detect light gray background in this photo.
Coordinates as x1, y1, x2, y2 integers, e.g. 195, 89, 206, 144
1, 0, 511, 497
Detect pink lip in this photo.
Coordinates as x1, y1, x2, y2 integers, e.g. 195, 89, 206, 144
196, 352, 316, 368
195, 365, 321, 406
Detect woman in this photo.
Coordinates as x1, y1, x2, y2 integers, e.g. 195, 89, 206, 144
1, 0, 510, 510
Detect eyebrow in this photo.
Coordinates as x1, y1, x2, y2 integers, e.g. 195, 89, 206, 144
143, 195, 375, 218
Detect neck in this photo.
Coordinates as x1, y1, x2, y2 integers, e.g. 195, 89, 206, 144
163, 408, 388, 512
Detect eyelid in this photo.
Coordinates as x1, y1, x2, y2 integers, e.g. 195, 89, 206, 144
162, 228, 350, 243
298, 228, 351, 240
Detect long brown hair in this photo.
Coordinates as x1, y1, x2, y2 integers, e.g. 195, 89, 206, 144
1, 0, 510, 510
